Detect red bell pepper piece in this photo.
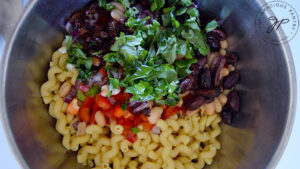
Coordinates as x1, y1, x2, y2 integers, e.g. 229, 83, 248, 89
78, 97, 95, 123
99, 67, 107, 76
102, 108, 116, 119
140, 114, 149, 122
97, 95, 112, 110
142, 122, 155, 131
122, 130, 137, 143
79, 108, 90, 123
133, 116, 143, 126
162, 106, 181, 120
113, 104, 124, 118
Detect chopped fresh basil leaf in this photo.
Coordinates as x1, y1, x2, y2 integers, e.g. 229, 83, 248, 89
205, 20, 218, 32
66, 36, 93, 79
86, 85, 101, 96
92, 50, 102, 56
65, 35, 72, 50
98, 0, 115, 11
131, 127, 140, 134
150, 0, 165, 12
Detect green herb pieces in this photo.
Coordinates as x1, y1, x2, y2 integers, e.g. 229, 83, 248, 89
66, 36, 93, 79
205, 20, 218, 33
86, 85, 101, 96
150, 0, 165, 12
77, 90, 86, 102
158, 35, 177, 64
182, 21, 210, 56
98, 0, 115, 11
131, 127, 140, 134
92, 50, 103, 56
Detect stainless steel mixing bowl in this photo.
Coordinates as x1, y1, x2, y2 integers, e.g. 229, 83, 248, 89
0, 0, 296, 169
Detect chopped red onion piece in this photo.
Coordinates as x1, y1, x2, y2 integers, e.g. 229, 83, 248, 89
152, 126, 161, 135
64, 87, 76, 103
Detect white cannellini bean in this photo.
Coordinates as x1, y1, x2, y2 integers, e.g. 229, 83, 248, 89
220, 68, 229, 78
219, 49, 226, 56
109, 2, 125, 13
214, 98, 222, 113
179, 91, 190, 98
76, 122, 87, 136
101, 85, 109, 97
148, 107, 164, 124
148, 101, 154, 109
220, 40, 228, 49
111, 88, 121, 95
111, 9, 124, 21
218, 93, 228, 105
205, 102, 215, 115
186, 107, 201, 117
59, 82, 71, 97
95, 111, 106, 127
228, 65, 236, 72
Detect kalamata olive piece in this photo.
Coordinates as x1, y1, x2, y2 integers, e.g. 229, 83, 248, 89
184, 96, 205, 110
196, 88, 221, 100
198, 68, 212, 89
220, 110, 233, 124
223, 71, 239, 89
207, 29, 227, 51
207, 35, 221, 52
214, 57, 226, 86
226, 52, 239, 65
211, 29, 227, 40
210, 55, 221, 72
180, 78, 193, 93
225, 91, 240, 113
197, 56, 208, 70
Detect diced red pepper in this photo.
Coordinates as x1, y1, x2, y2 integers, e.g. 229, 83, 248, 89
79, 84, 90, 94
124, 109, 134, 119
113, 104, 124, 118
79, 107, 90, 123
99, 67, 107, 76
140, 114, 149, 122
97, 95, 112, 110
117, 117, 132, 131
102, 108, 116, 119
133, 116, 143, 126
78, 97, 95, 123
142, 122, 155, 131
122, 130, 137, 143
81, 97, 95, 108
162, 106, 181, 120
